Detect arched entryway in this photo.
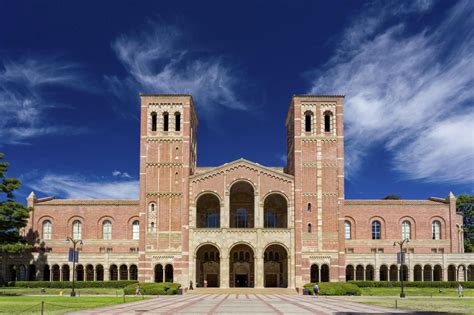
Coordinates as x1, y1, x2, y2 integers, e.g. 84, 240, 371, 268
110, 264, 118, 281
389, 265, 398, 281
52, 264, 60, 281
263, 194, 288, 228
414, 265, 422, 281
196, 194, 220, 228
61, 265, 70, 281
196, 244, 220, 287
433, 265, 443, 281
263, 244, 288, 287
165, 264, 173, 282
154, 264, 163, 282
423, 265, 432, 281
321, 264, 330, 282
379, 265, 388, 281
28, 265, 36, 281
311, 264, 320, 282
346, 265, 354, 281
366, 265, 375, 280
229, 243, 254, 287
356, 265, 364, 280
230, 182, 255, 228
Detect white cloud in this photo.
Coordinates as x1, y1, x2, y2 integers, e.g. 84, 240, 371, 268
112, 170, 131, 178
308, 1, 474, 184
29, 174, 139, 200
105, 21, 246, 119
0, 56, 85, 145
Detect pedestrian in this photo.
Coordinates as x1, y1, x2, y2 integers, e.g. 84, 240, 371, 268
135, 283, 142, 296
189, 280, 194, 290
457, 284, 464, 298
313, 283, 319, 297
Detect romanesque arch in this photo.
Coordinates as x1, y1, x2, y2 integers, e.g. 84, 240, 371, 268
196, 193, 221, 228
263, 193, 288, 228
346, 265, 354, 281
229, 243, 255, 287
366, 265, 375, 280
379, 265, 388, 281
196, 244, 221, 287
414, 265, 422, 281
230, 181, 255, 228
263, 244, 288, 287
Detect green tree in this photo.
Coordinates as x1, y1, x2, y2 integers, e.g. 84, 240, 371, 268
0, 152, 31, 253
383, 195, 401, 200
457, 194, 474, 253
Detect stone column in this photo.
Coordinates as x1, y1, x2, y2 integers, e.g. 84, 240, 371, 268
318, 267, 321, 282
443, 268, 448, 281
363, 267, 366, 281
220, 255, 229, 288
162, 269, 165, 282
421, 269, 424, 281
375, 267, 380, 281
104, 267, 110, 281
409, 267, 414, 281
254, 193, 260, 228
430, 268, 433, 281
256, 255, 265, 288
223, 193, 230, 228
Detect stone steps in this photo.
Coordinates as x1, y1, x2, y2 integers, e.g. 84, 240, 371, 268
188, 287, 298, 295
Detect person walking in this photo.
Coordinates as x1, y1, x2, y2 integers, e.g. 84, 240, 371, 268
313, 283, 319, 297
189, 280, 194, 290
457, 284, 464, 298
135, 283, 143, 296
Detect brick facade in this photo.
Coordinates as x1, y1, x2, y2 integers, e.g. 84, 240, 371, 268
1, 94, 472, 287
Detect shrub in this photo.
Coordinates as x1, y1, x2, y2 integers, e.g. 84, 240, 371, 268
123, 282, 181, 295
5, 280, 137, 288
304, 282, 361, 296
349, 281, 474, 289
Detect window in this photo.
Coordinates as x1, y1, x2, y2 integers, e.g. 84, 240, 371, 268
305, 112, 312, 132
324, 112, 332, 132
264, 211, 277, 228
102, 220, 112, 240
151, 112, 157, 131
149, 222, 156, 232
72, 220, 82, 240
206, 212, 219, 228
307, 203, 312, 212
307, 223, 312, 233
402, 221, 411, 240
175, 112, 181, 131
432, 221, 441, 240
132, 220, 140, 240
344, 221, 351, 240
372, 221, 381, 240
43, 220, 52, 240
346, 248, 354, 253
163, 112, 169, 131
235, 208, 248, 228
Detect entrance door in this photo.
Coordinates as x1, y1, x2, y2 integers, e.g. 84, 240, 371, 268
265, 274, 277, 287
206, 274, 218, 287
235, 274, 248, 287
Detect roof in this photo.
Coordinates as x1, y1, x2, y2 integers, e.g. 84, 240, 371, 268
34, 199, 139, 206
345, 199, 448, 206
292, 94, 345, 98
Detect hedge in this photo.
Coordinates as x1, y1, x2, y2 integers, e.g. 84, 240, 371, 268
304, 282, 361, 296
123, 282, 181, 295
5, 280, 138, 288
349, 281, 474, 288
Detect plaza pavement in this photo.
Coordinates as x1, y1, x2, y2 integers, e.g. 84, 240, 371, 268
68, 293, 408, 314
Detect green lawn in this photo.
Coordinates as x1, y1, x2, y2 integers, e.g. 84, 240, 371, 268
360, 287, 474, 297
0, 287, 123, 295
0, 296, 146, 314
344, 297, 474, 314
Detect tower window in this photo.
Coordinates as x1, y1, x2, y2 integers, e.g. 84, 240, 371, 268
372, 221, 381, 240
151, 112, 157, 131
175, 112, 181, 131
163, 113, 169, 131
432, 220, 441, 240
304, 111, 312, 132
307, 203, 312, 212
324, 111, 332, 132
307, 223, 312, 233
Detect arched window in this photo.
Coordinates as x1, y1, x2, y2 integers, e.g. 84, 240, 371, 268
235, 208, 248, 228
307, 223, 312, 233
324, 111, 332, 132
372, 221, 381, 240
42, 220, 52, 240
307, 203, 312, 212
163, 112, 169, 131
151, 112, 157, 131
72, 220, 82, 239
149, 222, 156, 232
102, 220, 112, 240
402, 221, 411, 240
304, 112, 312, 132
132, 220, 140, 240
175, 112, 181, 131
264, 211, 277, 228
432, 220, 441, 240
344, 221, 351, 240
206, 212, 219, 228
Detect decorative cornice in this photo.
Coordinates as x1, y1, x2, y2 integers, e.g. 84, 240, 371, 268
302, 136, 337, 142
146, 137, 183, 142
146, 192, 182, 198
146, 162, 183, 168
302, 162, 337, 168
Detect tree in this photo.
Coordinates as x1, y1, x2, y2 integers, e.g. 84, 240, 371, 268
457, 194, 474, 253
383, 195, 401, 200
0, 152, 31, 253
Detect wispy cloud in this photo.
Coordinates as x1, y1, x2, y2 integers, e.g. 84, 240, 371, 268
112, 170, 131, 178
0, 56, 85, 145
29, 173, 139, 199
308, 1, 474, 184
105, 21, 246, 120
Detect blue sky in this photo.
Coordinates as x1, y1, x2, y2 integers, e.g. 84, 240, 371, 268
0, 0, 473, 202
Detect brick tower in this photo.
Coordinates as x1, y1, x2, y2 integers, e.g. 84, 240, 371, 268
286, 95, 345, 286
138, 94, 197, 283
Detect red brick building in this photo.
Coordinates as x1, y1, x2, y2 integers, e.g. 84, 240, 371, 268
2, 94, 472, 287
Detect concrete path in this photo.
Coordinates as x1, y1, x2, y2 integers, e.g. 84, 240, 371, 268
68, 294, 407, 314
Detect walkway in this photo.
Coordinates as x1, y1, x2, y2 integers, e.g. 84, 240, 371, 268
69, 294, 407, 314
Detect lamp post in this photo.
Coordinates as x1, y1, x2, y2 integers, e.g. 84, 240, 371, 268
66, 237, 83, 297
393, 238, 409, 298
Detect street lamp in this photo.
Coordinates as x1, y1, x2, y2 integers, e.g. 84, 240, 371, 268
66, 237, 83, 297
393, 238, 409, 298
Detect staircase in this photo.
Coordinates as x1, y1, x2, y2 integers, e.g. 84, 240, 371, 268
188, 288, 298, 295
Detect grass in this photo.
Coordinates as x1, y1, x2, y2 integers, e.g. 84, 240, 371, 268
0, 287, 123, 295
343, 297, 474, 314
0, 295, 147, 314
360, 287, 474, 297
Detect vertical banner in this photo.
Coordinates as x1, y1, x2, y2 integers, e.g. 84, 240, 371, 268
68, 248, 79, 262
397, 252, 405, 264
